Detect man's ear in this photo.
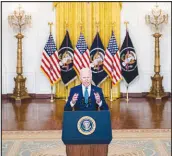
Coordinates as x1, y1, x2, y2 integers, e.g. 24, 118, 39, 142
79, 77, 82, 82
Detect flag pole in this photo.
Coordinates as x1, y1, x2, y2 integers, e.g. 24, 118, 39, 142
109, 22, 116, 102
48, 22, 54, 103
48, 22, 53, 35
110, 81, 113, 102
65, 86, 68, 102
64, 21, 69, 102
124, 21, 129, 31
124, 21, 130, 103
50, 85, 54, 102
126, 85, 130, 103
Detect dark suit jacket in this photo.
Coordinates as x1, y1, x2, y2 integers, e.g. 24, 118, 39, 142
64, 84, 109, 111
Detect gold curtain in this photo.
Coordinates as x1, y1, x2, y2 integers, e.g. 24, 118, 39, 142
53, 2, 122, 99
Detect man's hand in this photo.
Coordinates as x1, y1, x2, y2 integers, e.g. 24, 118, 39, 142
94, 92, 101, 104
71, 93, 79, 104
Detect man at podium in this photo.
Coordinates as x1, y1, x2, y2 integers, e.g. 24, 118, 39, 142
64, 67, 109, 111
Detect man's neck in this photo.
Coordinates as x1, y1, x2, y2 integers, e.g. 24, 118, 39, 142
82, 84, 91, 88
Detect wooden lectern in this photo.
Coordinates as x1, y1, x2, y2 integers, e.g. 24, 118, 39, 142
66, 144, 108, 156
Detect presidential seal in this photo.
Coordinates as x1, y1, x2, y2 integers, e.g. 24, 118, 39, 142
77, 116, 96, 135
90, 49, 105, 73
120, 47, 137, 72
58, 50, 74, 72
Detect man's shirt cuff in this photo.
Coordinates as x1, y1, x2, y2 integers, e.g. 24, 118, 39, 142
70, 101, 75, 107
97, 100, 102, 107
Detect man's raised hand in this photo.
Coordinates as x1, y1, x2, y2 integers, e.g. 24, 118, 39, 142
71, 93, 79, 104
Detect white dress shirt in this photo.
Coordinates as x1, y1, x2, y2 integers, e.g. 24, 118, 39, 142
70, 84, 102, 107
82, 84, 91, 97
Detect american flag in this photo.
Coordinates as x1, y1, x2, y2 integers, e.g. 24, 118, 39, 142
40, 33, 61, 85
103, 31, 122, 85
73, 33, 90, 74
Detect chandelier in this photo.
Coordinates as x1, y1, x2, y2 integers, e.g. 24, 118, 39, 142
8, 4, 31, 33
145, 3, 168, 33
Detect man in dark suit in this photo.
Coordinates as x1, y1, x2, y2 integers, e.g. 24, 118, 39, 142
64, 67, 109, 111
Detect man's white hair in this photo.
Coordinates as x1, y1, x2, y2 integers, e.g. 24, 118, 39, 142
80, 67, 92, 77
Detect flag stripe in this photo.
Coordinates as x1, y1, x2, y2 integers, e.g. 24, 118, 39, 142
104, 61, 112, 77
104, 50, 113, 77
41, 65, 53, 84
73, 57, 81, 73
103, 31, 122, 85
82, 51, 89, 67
43, 52, 59, 80
73, 33, 90, 74
115, 52, 121, 71
75, 48, 85, 68
84, 50, 90, 67
113, 57, 121, 79
103, 59, 112, 76
74, 49, 83, 73
53, 51, 61, 73
41, 60, 56, 82
51, 53, 61, 78
40, 34, 61, 85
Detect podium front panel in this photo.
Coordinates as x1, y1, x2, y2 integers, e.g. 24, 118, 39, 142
62, 111, 112, 144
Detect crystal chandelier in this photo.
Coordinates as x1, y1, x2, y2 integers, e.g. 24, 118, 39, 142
8, 4, 31, 33
145, 3, 168, 33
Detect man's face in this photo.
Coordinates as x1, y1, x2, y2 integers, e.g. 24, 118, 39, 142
80, 70, 92, 87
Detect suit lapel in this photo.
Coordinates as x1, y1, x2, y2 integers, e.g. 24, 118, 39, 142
78, 84, 83, 98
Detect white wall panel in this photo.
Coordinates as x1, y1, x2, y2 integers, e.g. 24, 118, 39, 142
6, 72, 15, 93
24, 72, 36, 93
35, 72, 51, 94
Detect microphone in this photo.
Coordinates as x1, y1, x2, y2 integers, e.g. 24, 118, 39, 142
88, 97, 91, 105
81, 97, 91, 107
81, 97, 85, 105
